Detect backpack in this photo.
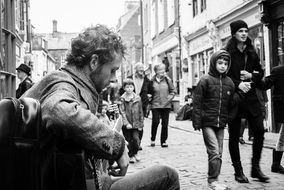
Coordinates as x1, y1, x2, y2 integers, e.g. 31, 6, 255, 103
0, 97, 99, 190
0, 97, 42, 190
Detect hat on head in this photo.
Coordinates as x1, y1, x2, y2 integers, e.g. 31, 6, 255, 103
16, 64, 31, 76
230, 20, 248, 36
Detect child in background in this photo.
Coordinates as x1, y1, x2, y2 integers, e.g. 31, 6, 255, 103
192, 50, 242, 190
97, 101, 112, 127
120, 78, 144, 163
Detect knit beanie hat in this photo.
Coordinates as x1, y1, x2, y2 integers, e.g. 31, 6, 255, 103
230, 20, 248, 36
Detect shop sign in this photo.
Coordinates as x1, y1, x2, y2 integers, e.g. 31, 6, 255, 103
189, 34, 211, 55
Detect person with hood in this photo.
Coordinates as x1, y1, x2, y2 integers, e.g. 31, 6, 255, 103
224, 20, 269, 183
192, 50, 242, 190
16, 63, 33, 98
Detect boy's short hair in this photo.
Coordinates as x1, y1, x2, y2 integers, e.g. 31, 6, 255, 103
122, 78, 135, 88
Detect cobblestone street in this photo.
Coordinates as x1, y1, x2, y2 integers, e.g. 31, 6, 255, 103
127, 113, 284, 190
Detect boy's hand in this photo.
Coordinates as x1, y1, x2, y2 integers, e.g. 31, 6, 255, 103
238, 82, 251, 93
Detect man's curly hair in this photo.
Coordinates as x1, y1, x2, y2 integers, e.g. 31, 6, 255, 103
66, 24, 126, 67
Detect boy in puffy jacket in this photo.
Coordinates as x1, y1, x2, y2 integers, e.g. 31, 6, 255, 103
192, 50, 243, 190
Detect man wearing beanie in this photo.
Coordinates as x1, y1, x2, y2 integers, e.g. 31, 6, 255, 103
224, 20, 269, 183
16, 63, 33, 98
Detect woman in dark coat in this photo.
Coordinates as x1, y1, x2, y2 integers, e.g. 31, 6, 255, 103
260, 63, 284, 174
224, 20, 269, 183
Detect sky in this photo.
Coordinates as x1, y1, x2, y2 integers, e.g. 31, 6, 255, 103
30, 0, 129, 33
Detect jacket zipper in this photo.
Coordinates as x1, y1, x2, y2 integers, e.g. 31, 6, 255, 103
217, 76, 222, 127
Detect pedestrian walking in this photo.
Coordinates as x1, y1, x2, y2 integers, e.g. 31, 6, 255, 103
120, 78, 144, 163
192, 50, 241, 190
148, 63, 176, 148
23, 24, 180, 190
260, 63, 284, 174
16, 63, 33, 98
119, 62, 151, 150
224, 20, 269, 183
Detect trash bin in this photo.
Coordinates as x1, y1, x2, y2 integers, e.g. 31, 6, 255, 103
172, 100, 180, 113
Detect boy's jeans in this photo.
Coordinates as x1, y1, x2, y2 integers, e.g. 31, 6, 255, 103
110, 165, 180, 190
202, 127, 224, 183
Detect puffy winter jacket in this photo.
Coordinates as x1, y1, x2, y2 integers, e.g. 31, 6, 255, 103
192, 50, 241, 130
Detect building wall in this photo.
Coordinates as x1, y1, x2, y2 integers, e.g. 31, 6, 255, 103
117, 4, 142, 81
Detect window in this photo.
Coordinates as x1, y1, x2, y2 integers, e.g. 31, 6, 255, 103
193, 0, 198, 17
201, 0, 206, 13
0, 0, 17, 99
167, 0, 175, 26
158, 0, 164, 33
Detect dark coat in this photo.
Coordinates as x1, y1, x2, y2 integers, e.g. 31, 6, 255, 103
192, 50, 240, 130
260, 65, 284, 122
16, 77, 33, 98
224, 37, 264, 117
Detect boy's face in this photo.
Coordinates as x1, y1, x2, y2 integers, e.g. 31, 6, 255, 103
124, 84, 135, 94
216, 58, 229, 74
101, 105, 108, 115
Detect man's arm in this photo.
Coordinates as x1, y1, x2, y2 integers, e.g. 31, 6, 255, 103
41, 82, 125, 161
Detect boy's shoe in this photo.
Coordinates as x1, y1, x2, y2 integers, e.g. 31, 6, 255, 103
150, 141, 155, 147
129, 157, 135, 163
208, 181, 229, 190
161, 143, 168, 148
134, 154, 141, 162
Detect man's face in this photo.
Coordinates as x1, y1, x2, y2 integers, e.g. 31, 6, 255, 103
90, 52, 122, 93
17, 70, 26, 81
234, 28, 248, 43
135, 65, 144, 77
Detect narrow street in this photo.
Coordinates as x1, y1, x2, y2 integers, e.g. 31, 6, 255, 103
127, 114, 284, 190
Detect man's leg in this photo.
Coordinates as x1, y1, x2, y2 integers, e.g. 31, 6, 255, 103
110, 165, 180, 190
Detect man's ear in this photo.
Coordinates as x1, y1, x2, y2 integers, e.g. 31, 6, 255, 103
90, 54, 99, 70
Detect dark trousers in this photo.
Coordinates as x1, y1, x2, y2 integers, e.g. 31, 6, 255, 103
122, 128, 140, 157
229, 111, 265, 164
151, 108, 170, 144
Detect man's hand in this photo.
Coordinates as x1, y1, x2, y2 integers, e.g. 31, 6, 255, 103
126, 124, 132, 129
238, 82, 251, 93
109, 145, 129, 176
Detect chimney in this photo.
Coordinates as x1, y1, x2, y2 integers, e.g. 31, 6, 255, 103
52, 20, 57, 33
